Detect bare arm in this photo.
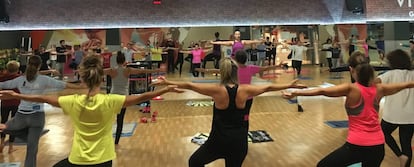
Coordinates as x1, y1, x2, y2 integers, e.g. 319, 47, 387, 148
179, 50, 192, 54
259, 65, 278, 73
195, 68, 220, 73
246, 80, 307, 97
286, 83, 351, 98
378, 82, 414, 96
128, 68, 160, 75
103, 68, 112, 76
243, 40, 264, 45
152, 77, 220, 97
39, 69, 59, 76
203, 48, 212, 53
210, 41, 234, 46
374, 78, 382, 84
65, 83, 87, 89
0, 90, 60, 107
123, 85, 182, 107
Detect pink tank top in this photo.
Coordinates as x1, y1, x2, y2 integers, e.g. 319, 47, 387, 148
346, 83, 384, 146
232, 41, 244, 57
363, 44, 369, 57
191, 49, 203, 64
238, 65, 260, 84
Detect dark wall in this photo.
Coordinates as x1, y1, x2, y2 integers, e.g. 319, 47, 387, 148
106, 29, 120, 45
0, 31, 30, 49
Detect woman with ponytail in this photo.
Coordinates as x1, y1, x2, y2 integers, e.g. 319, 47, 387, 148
0, 55, 83, 167
104, 51, 160, 145
0, 55, 181, 167
152, 57, 306, 167
375, 49, 414, 167
282, 51, 414, 167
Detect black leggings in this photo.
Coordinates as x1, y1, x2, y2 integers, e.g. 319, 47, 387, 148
53, 158, 112, 167
326, 58, 332, 69
1, 105, 17, 142
192, 63, 201, 77
381, 120, 414, 167
189, 137, 248, 167
292, 60, 302, 75
317, 142, 384, 167
176, 53, 184, 76
115, 108, 127, 144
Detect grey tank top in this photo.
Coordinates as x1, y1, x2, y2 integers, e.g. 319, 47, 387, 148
110, 67, 129, 95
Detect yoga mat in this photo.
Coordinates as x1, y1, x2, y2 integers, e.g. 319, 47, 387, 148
191, 130, 273, 145
325, 120, 349, 128
112, 122, 137, 137
9, 129, 50, 145
186, 100, 214, 107
248, 130, 274, 143
298, 76, 313, 80
287, 98, 298, 104
348, 163, 361, 167
191, 133, 209, 145
0, 162, 21, 167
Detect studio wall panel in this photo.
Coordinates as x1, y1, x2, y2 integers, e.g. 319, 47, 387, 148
0, 0, 337, 30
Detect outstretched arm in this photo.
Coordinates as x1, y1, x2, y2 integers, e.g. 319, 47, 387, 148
128, 68, 160, 75
65, 83, 87, 89
259, 65, 279, 73
210, 41, 234, 46
246, 80, 307, 97
378, 82, 414, 96
39, 69, 60, 76
282, 83, 351, 99
123, 85, 182, 107
202, 48, 212, 53
195, 68, 220, 73
151, 76, 220, 97
179, 50, 192, 54
243, 40, 264, 45
0, 90, 60, 107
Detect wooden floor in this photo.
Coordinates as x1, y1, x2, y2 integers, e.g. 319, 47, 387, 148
0, 65, 407, 167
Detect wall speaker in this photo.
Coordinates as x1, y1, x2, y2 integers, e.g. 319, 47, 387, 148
345, 0, 364, 14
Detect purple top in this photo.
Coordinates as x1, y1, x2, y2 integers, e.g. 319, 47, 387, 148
232, 40, 244, 57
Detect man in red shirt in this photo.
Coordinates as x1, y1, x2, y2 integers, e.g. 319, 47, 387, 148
0, 61, 20, 153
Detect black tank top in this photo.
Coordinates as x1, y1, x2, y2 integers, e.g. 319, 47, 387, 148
210, 85, 250, 139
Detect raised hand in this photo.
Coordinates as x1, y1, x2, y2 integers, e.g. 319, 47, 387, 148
150, 76, 168, 86
0, 90, 18, 100
164, 85, 184, 93
52, 69, 60, 76
281, 91, 296, 99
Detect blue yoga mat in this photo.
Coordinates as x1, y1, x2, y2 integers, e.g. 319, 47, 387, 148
348, 163, 361, 167
325, 120, 349, 128
0, 162, 21, 167
112, 122, 137, 137
298, 76, 313, 80
287, 99, 298, 104
329, 76, 344, 79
